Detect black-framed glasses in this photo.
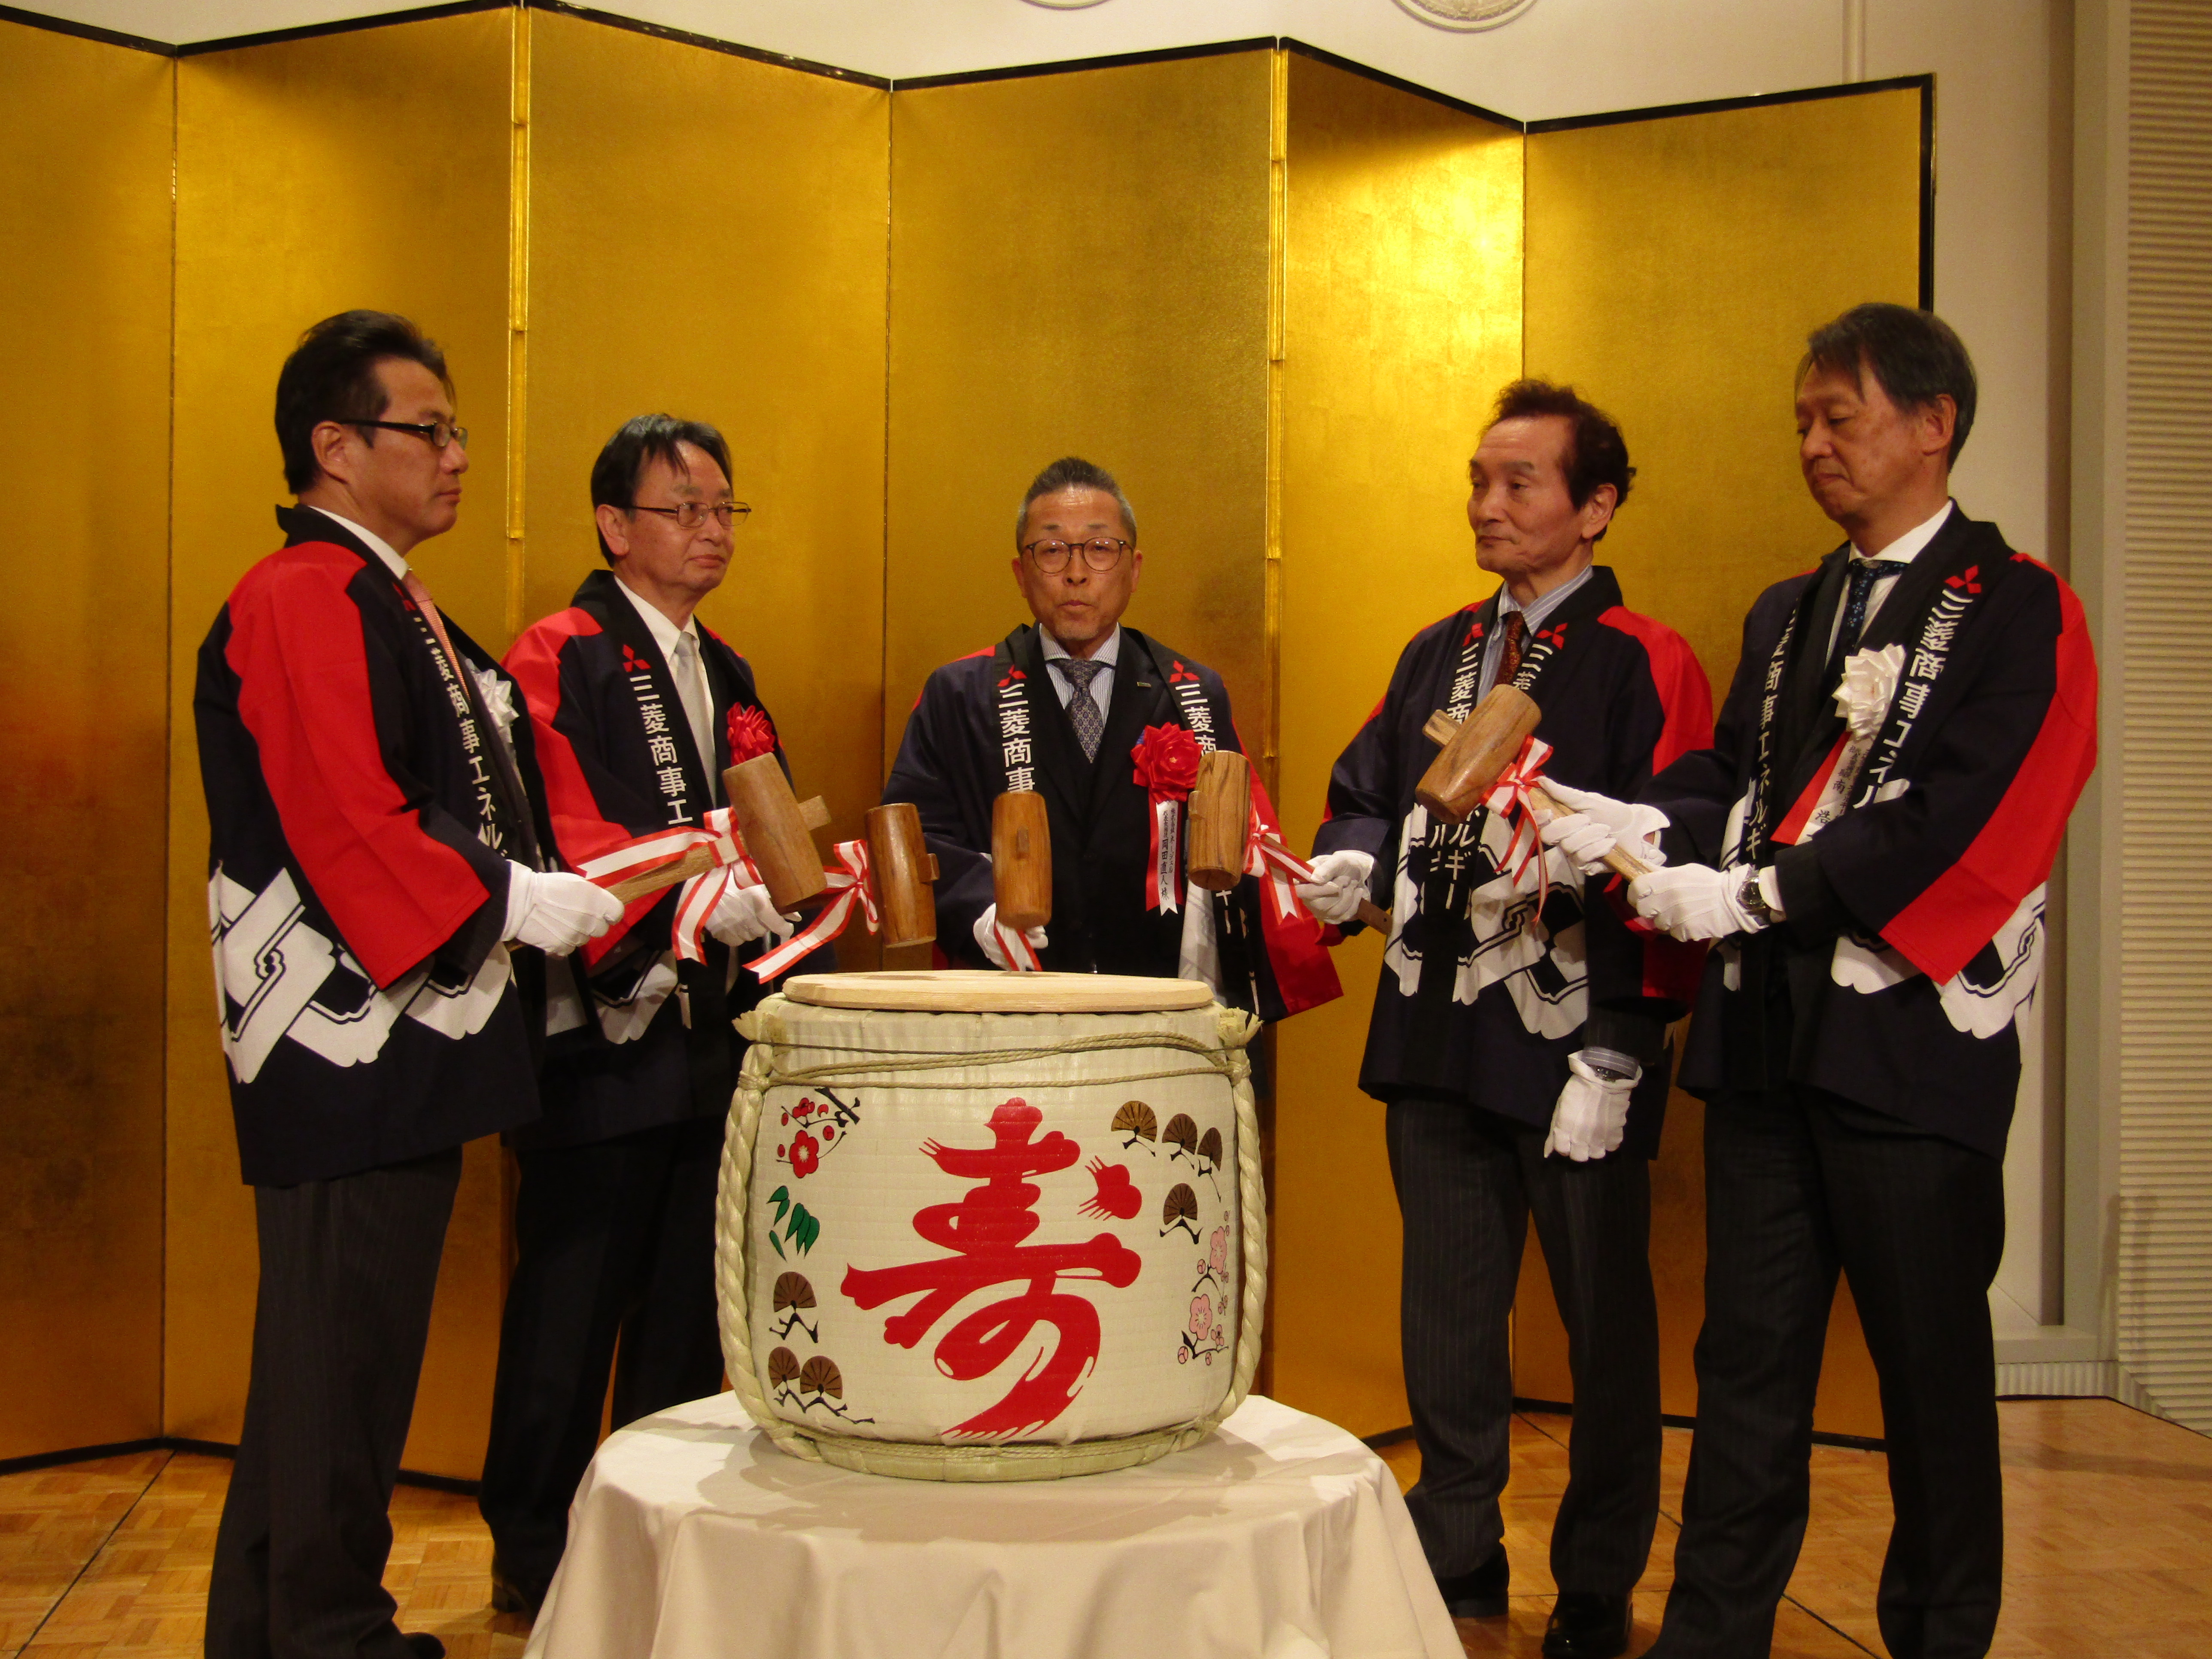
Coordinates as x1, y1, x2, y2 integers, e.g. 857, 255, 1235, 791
1022, 537, 1130, 574
346, 418, 469, 450
630, 500, 752, 531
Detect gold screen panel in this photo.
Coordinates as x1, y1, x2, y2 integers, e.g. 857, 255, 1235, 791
1521, 87, 1922, 1439
523, 11, 890, 860
1270, 52, 1525, 1439
168, 10, 519, 1472
884, 52, 1275, 771
0, 19, 172, 1461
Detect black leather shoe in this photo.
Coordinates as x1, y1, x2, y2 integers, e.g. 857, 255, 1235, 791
403, 1635, 447, 1659
489, 1559, 548, 1618
1435, 1548, 1510, 1618
1542, 1591, 1630, 1659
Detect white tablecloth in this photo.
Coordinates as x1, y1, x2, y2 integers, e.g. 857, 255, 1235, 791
524, 1392, 1460, 1659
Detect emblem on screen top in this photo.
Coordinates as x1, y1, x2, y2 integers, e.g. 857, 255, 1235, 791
1393, 0, 1540, 30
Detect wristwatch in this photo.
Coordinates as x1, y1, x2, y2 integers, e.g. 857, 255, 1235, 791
1736, 866, 1779, 927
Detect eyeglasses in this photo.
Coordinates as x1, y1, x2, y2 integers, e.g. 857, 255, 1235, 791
347, 418, 469, 450
1022, 537, 1130, 574
630, 500, 752, 531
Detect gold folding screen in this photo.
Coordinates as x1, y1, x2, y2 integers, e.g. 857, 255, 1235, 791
161, 7, 887, 1476
1270, 52, 1525, 1437
0, 21, 172, 1462
1511, 89, 1925, 1438
0, 7, 1924, 1469
883, 51, 1275, 754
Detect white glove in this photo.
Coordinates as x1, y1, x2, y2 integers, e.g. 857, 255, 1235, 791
503, 865, 625, 955
1628, 863, 1764, 941
1294, 849, 1376, 927
692, 876, 796, 948
1534, 780, 1669, 876
974, 903, 1048, 971
1545, 1051, 1640, 1161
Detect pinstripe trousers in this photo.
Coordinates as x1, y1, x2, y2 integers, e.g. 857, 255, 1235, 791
1385, 1097, 1662, 1596
205, 1148, 462, 1659
1650, 1089, 2005, 1659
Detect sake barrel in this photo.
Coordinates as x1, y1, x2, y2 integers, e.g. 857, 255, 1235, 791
716, 970, 1264, 1482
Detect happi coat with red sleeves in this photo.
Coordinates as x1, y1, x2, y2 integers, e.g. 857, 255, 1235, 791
196, 506, 556, 1186
883, 622, 1340, 1022
503, 568, 817, 1149
1313, 567, 1713, 1153
1641, 509, 2097, 1157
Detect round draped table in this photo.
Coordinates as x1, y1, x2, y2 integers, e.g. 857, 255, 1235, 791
522, 1392, 1460, 1659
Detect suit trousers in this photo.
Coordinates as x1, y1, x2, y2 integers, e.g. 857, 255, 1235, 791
1651, 1088, 2005, 1659
1386, 1097, 1661, 1595
477, 1115, 726, 1592
205, 1147, 463, 1659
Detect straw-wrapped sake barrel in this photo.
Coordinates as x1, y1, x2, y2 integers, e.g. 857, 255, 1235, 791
716, 971, 1263, 1481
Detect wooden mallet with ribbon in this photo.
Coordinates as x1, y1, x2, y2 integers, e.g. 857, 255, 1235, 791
1184, 749, 1395, 932
593, 755, 833, 908
1416, 686, 1654, 880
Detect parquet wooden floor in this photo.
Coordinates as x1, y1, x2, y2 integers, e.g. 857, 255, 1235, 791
3, 1398, 2206, 1656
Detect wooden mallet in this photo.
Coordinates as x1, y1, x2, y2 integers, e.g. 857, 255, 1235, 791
601, 757, 835, 908
1187, 749, 1395, 932
865, 802, 939, 949
991, 790, 1052, 933
1417, 690, 1653, 880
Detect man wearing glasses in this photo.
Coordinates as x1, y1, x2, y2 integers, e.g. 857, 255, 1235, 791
199, 311, 622, 1659
485, 414, 808, 1616
884, 456, 1338, 1020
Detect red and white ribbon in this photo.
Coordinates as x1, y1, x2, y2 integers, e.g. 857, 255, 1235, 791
578, 807, 763, 964
748, 839, 878, 981
991, 918, 1044, 973
1243, 810, 1319, 927
1482, 734, 1556, 904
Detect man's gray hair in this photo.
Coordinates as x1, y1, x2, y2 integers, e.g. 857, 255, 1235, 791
1015, 456, 1137, 545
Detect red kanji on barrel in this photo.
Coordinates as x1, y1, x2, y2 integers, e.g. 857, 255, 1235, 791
842, 1099, 1143, 1439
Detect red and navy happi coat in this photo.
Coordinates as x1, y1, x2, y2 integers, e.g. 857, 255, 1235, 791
196, 506, 555, 1185
504, 568, 819, 1148
884, 623, 1340, 1022
1646, 509, 2098, 1156
1314, 567, 1714, 1152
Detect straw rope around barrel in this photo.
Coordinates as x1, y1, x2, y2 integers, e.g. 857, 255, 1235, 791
713, 999, 1268, 1481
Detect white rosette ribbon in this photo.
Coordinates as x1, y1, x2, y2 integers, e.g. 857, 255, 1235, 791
1801, 643, 1905, 840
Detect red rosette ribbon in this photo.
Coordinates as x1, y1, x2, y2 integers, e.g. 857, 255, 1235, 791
576, 806, 764, 964
747, 839, 879, 981
1131, 723, 1204, 912
726, 703, 778, 766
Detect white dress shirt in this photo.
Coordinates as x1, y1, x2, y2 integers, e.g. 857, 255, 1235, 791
1827, 499, 1955, 656
310, 506, 409, 580
1039, 625, 1122, 723
1478, 561, 1598, 699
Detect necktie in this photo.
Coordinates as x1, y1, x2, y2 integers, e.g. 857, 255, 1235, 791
1828, 557, 1886, 680
673, 633, 719, 803
1495, 611, 1526, 687
1058, 657, 1106, 762
401, 569, 461, 674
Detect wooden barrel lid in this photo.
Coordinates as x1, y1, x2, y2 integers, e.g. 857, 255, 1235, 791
781, 970, 1216, 1013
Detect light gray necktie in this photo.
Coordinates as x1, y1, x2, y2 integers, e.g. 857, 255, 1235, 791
673, 633, 719, 803
1058, 657, 1106, 762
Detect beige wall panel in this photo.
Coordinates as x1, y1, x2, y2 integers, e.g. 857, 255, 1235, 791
524, 14, 890, 854
0, 22, 172, 1460
1270, 54, 1524, 1438
169, 12, 517, 1474
884, 52, 1274, 768
1522, 89, 1920, 1442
